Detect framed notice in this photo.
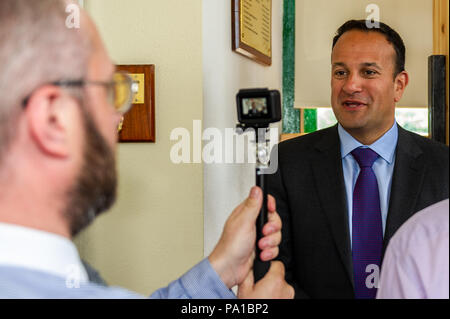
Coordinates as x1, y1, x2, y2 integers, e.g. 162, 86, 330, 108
232, 0, 272, 66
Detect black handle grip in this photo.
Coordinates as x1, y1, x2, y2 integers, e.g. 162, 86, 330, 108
253, 168, 270, 282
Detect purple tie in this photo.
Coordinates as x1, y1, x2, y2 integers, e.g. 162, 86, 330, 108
351, 147, 383, 299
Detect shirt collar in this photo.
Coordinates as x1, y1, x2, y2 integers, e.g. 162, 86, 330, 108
338, 122, 398, 164
0, 222, 88, 283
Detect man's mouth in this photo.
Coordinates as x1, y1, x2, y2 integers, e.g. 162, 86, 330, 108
342, 100, 367, 108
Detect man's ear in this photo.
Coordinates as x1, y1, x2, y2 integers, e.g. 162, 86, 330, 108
394, 71, 409, 103
25, 85, 77, 158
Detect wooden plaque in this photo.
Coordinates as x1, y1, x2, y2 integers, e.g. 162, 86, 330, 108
232, 0, 272, 66
116, 65, 155, 142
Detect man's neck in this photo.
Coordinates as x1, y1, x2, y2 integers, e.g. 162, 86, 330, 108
0, 187, 71, 239
0, 219, 70, 239
344, 121, 395, 145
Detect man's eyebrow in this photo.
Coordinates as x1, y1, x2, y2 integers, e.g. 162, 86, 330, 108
360, 62, 382, 70
332, 62, 382, 71
332, 62, 347, 68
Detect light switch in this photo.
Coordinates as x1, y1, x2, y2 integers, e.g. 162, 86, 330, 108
131, 73, 145, 104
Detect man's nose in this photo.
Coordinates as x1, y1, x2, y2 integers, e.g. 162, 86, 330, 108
342, 73, 363, 95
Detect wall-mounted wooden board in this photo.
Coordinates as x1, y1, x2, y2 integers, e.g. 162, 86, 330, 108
116, 65, 155, 142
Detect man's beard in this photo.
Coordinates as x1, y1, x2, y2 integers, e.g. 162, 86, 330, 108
65, 107, 117, 237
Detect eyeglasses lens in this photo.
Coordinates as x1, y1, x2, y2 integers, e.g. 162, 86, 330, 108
112, 73, 132, 113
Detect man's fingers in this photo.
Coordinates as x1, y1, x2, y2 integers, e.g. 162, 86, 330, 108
260, 247, 279, 261
262, 211, 281, 236
238, 260, 294, 299
267, 194, 276, 212
258, 231, 281, 249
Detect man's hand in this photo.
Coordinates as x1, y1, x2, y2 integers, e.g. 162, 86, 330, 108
208, 186, 282, 289
238, 261, 294, 299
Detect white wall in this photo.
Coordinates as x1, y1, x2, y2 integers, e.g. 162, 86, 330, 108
202, 0, 284, 257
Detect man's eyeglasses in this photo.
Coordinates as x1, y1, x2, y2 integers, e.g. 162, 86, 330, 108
23, 71, 138, 114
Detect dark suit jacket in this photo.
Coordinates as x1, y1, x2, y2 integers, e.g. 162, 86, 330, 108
268, 124, 449, 299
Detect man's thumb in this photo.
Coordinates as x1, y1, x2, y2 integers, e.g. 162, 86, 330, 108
237, 270, 254, 298
244, 186, 262, 214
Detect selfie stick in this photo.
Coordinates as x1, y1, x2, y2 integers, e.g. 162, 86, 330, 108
253, 127, 271, 282
236, 88, 281, 283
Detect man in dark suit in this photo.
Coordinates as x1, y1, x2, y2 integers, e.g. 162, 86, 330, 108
268, 20, 449, 299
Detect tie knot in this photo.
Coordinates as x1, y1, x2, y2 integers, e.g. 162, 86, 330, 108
351, 147, 379, 168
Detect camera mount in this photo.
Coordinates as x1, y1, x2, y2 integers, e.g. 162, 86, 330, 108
235, 88, 281, 282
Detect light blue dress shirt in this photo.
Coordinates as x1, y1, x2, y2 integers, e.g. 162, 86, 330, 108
0, 222, 236, 299
338, 122, 398, 247
0, 259, 236, 299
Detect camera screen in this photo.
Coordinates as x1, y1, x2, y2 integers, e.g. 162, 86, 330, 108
242, 97, 269, 117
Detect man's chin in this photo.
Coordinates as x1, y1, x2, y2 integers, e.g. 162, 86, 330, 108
336, 116, 368, 131
68, 192, 116, 237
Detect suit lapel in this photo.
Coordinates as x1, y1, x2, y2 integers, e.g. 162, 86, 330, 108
384, 127, 425, 250
310, 126, 354, 287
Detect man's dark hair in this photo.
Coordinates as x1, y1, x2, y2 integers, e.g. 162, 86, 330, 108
332, 20, 406, 77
